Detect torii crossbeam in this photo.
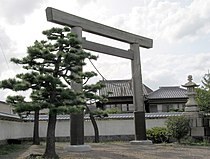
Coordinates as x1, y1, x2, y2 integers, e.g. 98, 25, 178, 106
46, 7, 153, 145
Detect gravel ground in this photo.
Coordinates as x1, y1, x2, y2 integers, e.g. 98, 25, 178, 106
1, 142, 210, 159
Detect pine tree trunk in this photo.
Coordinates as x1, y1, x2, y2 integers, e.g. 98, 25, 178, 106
85, 106, 99, 143
89, 112, 99, 143
33, 109, 40, 145
43, 112, 58, 159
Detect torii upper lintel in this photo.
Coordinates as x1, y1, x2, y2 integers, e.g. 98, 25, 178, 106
46, 7, 153, 49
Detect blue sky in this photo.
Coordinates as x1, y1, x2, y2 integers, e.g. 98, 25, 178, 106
0, 0, 210, 100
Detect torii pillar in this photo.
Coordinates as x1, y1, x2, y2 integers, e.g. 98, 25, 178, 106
130, 43, 147, 142
45, 7, 153, 146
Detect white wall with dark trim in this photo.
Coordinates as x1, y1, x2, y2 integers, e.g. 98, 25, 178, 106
0, 117, 167, 143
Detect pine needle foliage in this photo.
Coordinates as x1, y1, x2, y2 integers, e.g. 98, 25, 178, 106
0, 26, 106, 158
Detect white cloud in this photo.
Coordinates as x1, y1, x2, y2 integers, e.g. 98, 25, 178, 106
105, 0, 182, 40
0, 0, 47, 24
158, 0, 210, 41
0, 26, 15, 52
0, 26, 21, 80
0, 0, 210, 100
76, 0, 97, 6
142, 51, 210, 89
72, 0, 210, 91
104, 0, 210, 43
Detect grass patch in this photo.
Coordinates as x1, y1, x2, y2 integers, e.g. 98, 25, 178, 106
158, 137, 210, 147
0, 144, 24, 155
182, 140, 210, 146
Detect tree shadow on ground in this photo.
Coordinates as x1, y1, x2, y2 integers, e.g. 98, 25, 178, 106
0, 142, 35, 159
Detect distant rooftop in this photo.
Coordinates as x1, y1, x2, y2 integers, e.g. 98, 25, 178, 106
99, 80, 153, 97
0, 101, 7, 104
147, 86, 187, 99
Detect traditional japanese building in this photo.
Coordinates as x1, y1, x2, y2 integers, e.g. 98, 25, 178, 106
98, 80, 188, 113
147, 86, 188, 112
98, 80, 153, 112
0, 101, 13, 114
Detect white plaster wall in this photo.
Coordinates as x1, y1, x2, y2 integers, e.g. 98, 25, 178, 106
39, 121, 48, 137
0, 118, 166, 141
0, 102, 13, 114
146, 118, 167, 129
96, 119, 135, 135
0, 120, 33, 140
55, 120, 70, 137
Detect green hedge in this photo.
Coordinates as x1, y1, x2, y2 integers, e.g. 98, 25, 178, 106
146, 127, 170, 143
166, 116, 190, 143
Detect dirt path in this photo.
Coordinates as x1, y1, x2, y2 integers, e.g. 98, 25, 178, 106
1, 142, 210, 159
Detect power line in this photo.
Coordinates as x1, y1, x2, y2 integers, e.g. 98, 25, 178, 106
88, 58, 139, 80
88, 58, 135, 88
88, 58, 147, 97
0, 41, 10, 70
88, 58, 106, 80
88, 58, 122, 87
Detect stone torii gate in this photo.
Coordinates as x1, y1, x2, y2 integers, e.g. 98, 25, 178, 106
46, 7, 153, 145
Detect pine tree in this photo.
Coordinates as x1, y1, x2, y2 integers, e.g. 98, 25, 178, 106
0, 72, 43, 145
202, 71, 210, 90
196, 71, 210, 112
0, 26, 105, 158
83, 83, 108, 143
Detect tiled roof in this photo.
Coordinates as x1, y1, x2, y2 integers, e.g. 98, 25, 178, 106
25, 112, 183, 121
143, 84, 154, 96
0, 112, 22, 121
3, 112, 210, 121
147, 86, 187, 99
0, 101, 7, 104
99, 80, 153, 97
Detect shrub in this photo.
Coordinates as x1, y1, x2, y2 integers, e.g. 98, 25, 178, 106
146, 127, 169, 143
169, 108, 184, 112
104, 107, 121, 114
91, 108, 108, 118
183, 137, 210, 146
166, 116, 190, 143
